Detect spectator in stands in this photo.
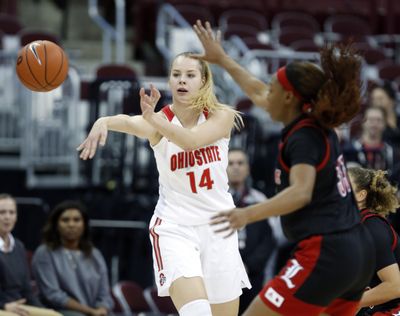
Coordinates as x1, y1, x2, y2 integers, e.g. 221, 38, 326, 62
342, 106, 400, 184
369, 81, 400, 144
227, 148, 275, 314
0, 193, 61, 316
32, 201, 114, 316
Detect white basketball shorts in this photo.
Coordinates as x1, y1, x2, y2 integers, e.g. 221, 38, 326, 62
149, 214, 251, 304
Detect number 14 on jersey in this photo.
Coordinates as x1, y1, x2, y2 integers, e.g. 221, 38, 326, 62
186, 168, 214, 193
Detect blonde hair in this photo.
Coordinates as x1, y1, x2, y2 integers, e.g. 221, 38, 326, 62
348, 167, 399, 216
172, 52, 243, 130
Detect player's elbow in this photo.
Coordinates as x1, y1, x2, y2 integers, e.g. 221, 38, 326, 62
296, 189, 313, 208
390, 281, 400, 298
180, 138, 201, 151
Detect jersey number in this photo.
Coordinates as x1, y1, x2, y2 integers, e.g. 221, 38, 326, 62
336, 155, 351, 197
186, 168, 214, 193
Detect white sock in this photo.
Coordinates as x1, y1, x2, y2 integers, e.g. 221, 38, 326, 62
179, 299, 212, 316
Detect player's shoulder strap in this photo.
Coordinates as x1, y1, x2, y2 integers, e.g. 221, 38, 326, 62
360, 208, 398, 251
162, 105, 174, 122
162, 105, 209, 122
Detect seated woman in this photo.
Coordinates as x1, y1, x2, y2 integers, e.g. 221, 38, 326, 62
32, 201, 113, 316
0, 193, 61, 316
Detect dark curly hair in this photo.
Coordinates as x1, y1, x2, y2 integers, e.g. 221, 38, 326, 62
286, 44, 362, 128
42, 200, 93, 256
348, 167, 399, 216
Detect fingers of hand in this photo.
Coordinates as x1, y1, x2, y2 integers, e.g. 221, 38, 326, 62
216, 29, 222, 42
99, 131, 107, 147
205, 21, 214, 39
89, 141, 98, 159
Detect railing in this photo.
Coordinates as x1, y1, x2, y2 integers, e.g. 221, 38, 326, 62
0, 50, 25, 169
88, 0, 126, 63
23, 66, 86, 188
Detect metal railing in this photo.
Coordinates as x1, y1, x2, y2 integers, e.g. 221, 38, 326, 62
88, 0, 126, 63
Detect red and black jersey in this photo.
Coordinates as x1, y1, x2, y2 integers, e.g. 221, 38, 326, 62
360, 209, 400, 313
275, 114, 360, 241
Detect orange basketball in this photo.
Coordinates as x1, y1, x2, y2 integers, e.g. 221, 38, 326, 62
16, 40, 69, 92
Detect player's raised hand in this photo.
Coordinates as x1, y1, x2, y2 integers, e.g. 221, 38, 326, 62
210, 208, 249, 237
76, 118, 108, 160
192, 20, 226, 64
140, 84, 161, 121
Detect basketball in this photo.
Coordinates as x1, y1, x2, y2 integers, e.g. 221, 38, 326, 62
16, 40, 69, 92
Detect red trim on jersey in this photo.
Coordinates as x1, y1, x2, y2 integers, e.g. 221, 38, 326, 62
277, 67, 303, 100
361, 209, 398, 251
372, 303, 400, 315
259, 235, 323, 315
323, 298, 360, 316
162, 105, 209, 121
150, 217, 163, 271
278, 119, 330, 173
162, 105, 174, 122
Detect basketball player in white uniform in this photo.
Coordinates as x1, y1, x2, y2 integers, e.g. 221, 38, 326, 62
77, 52, 251, 316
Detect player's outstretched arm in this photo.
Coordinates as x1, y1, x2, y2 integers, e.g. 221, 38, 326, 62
211, 164, 316, 236
192, 20, 269, 108
77, 114, 158, 160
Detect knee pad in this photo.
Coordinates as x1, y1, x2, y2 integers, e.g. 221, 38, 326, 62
179, 299, 212, 316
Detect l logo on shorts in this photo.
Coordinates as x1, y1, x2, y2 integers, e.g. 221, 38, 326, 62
159, 273, 166, 286
280, 259, 304, 289
265, 287, 284, 308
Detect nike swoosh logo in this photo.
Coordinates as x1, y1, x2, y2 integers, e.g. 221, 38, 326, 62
29, 42, 42, 65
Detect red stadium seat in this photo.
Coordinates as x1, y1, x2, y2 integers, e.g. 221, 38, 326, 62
219, 9, 268, 33
143, 286, 178, 315
272, 11, 320, 33
377, 60, 400, 81
18, 29, 61, 46
112, 281, 152, 315
277, 27, 316, 47
324, 14, 372, 42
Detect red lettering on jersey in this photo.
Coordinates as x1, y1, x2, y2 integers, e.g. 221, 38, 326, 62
194, 150, 203, 166
214, 146, 221, 161
171, 154, 177, 171
205, 147, 214, 162
188, 151, 195, 167
177, 152, 184, 169
199, 148, 208, 164
184, 152, 188, 168
170, 146, 222, 171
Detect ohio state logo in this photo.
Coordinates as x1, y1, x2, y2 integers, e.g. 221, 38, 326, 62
275, 169, 282, 185
159, 273, 166, 286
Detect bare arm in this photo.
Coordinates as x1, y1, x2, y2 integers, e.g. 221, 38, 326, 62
192, 20, 269, 107
212, 164, 316, 234
359, 264, 400, 308
77, 114, 160, 160
147, 107, 235, 150
246, 164, 315, 222
65, 298, 97, 315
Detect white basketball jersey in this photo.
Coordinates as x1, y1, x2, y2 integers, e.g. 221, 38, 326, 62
151, 105, 235, 225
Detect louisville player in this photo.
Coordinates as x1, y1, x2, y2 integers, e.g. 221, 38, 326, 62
77, 52, 250, 316
193, 20, 376, 316
348, 167, 400, 315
